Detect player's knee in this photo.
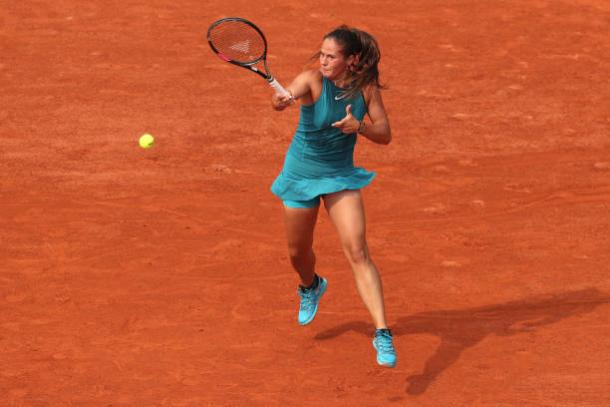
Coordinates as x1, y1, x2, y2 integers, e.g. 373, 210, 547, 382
287, 244, 313, 265
343, 243, 369, 265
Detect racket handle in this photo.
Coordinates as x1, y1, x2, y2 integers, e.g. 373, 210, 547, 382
268, 77, 291, 98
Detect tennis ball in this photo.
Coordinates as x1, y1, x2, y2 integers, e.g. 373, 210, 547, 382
139, 133, 154, 149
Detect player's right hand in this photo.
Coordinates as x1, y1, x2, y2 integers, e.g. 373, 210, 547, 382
271, 92, 294, 111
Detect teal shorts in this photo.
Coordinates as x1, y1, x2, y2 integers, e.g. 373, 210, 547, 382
283, 196, 321, 208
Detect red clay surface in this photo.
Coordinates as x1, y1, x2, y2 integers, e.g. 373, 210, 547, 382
2, 0, 610, 405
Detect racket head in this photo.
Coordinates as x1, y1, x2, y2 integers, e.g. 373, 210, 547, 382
207, 17, 268, 66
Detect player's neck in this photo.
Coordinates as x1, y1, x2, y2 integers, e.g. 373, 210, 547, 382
332, 77, 348, 89
331, 70, 350, 88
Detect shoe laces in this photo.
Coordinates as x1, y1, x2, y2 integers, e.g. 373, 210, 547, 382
298, 287, 316, 310
375, 331, 395, 352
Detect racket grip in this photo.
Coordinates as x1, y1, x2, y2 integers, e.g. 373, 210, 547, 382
268, 77, 291, 98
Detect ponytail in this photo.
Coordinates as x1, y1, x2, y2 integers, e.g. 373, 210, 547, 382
347, 28, 384, 98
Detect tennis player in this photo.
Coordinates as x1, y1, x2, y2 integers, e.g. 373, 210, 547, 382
270, 25, 396, 367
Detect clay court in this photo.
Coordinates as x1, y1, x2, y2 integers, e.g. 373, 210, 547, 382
2, 0, 610, 405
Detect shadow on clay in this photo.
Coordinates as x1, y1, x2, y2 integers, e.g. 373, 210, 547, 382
314, 287, 610, 396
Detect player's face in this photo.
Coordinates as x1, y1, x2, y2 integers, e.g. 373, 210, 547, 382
319, 38, 354, 82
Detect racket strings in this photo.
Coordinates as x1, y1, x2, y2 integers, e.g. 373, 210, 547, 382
209, 21, 266, 64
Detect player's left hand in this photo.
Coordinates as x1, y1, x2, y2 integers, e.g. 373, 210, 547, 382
332, 104, 360, 134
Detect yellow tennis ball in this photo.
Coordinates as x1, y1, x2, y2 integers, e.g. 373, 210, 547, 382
139, 133, 154, 149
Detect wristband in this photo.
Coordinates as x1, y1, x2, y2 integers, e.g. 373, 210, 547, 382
358, 120, 365, 134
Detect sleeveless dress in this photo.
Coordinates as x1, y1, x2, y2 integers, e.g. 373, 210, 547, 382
271, 77, 375, 202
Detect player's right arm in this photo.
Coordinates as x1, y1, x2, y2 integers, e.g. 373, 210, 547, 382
271, 69, 318, 111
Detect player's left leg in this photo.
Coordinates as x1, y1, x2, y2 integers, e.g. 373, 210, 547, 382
323, 189, 396, 367
323, 189, 387, 327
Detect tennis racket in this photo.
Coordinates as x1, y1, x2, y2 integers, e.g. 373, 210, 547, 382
207, 17, 291, 98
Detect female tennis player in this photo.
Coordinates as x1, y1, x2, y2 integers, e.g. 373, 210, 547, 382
270, 26, 396, 367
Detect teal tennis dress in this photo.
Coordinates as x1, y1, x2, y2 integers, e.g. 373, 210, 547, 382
271, 77, 375, 204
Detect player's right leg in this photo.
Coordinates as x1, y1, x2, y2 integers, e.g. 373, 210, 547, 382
283, 198, 327, 325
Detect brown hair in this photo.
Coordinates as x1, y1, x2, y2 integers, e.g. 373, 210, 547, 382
311, 25, 385, 99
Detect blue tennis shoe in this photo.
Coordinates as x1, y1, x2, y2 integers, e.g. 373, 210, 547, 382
297, 276, 327, 325
373, 329, 397, 367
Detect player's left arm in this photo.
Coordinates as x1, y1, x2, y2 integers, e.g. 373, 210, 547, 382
359, 85, 391, 145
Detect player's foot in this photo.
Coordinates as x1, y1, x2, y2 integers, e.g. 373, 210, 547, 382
373, 328, 397, 368
297, 275, 327, 325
